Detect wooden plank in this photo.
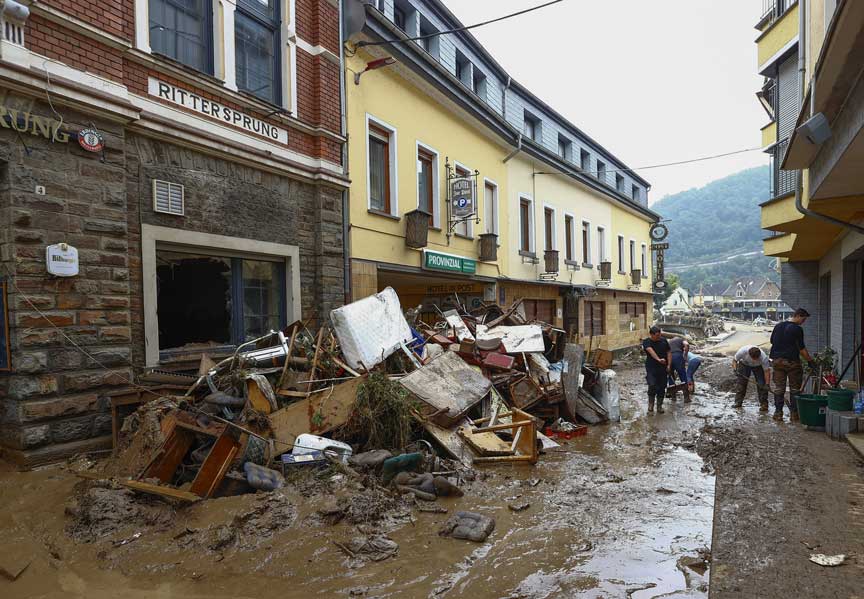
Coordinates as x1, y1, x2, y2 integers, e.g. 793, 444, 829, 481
277, 389, 311, 398
141, 427, 195, 483
120, 479, 201, 502
457, 426, 512, 456
306, 328, 325, 393
419, 417, 473, 467
189, 432, 240, 498
277, 323, 299, 389
269, 377, 364, 447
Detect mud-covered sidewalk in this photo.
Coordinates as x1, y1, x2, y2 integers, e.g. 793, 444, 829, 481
704, 398, 864, 598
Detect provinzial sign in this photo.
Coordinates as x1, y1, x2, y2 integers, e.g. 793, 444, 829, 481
148, 78, 288, 144
650, 243, 669, 251
450, 177, 475, 217
423, 250, 477, 274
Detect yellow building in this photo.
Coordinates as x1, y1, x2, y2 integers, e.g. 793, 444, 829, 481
345, 0, 659, 350
756, 0, 864, 374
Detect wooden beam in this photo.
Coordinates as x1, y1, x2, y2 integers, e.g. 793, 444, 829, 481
120, 479, 201, 502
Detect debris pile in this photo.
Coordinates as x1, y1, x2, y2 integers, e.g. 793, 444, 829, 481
83, 288, 619, 521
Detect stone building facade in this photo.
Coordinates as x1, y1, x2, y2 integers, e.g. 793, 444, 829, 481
0, 0, 347, 467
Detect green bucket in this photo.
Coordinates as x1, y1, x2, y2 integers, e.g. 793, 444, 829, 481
797, 394, 829, 427
827, 388, 855, 411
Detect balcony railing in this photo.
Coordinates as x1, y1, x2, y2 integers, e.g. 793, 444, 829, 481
758, 0, 794, 29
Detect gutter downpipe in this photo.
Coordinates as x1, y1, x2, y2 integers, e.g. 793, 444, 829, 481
339, 0, 352, 304
794, 0, 864, 234
503, 133, 522, 163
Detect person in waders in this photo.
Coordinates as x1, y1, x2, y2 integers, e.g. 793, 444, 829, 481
732, 345, 772, 411
643, 326, 671, 414
667, 335, 691, 403
769, 307, 815, 422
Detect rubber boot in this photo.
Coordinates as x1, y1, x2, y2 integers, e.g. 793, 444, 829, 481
773, 408, 784, 421
656, 395, 665, 414
683, 389, 692, 404
759, 402, 769, 412
647, 398, 655, 414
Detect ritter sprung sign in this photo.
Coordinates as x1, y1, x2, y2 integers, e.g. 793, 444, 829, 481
149, 78, 288, 144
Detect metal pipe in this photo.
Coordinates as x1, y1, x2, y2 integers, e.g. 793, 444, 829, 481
503, 133, 522, 163
339, 0, 353, 303
794, 0, 864, 234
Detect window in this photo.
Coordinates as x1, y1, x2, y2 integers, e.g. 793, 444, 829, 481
368, 119, 396, 214
394, 5, 406, 30
581, 221, 591, 264
564, 215, 575, 262
484, 180, 498, 236
616, 173, 625, 193
557, 135, 571, 160
156, 249, 285, 350
619, 302, 647, 332
641, 243, 647, 277
472, 68, 487, 100
629, 240, 636, 272
597, 226, 607, 262
585, 301, 606, 336
544, 207, 555, 251
632, 185, 640, 202
455, 50, 472, 87
236, 0, 279, 104
617, 235, 625, 272
417, 145, 436, 224
149, 0, 213, 74
580, 149, 591, 172
520, 197, 532, 252
418, 17, 439, 58
597, 160, 607, 182
523, 299, 555, 324
523, 112, 540, 141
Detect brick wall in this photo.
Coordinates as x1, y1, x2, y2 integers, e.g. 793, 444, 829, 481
780, 261, 820, 349
0, 95, 131, 464
39, 0, 133, 41
26, 15, 124, 83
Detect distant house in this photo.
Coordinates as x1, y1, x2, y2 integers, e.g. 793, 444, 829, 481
712, 277, 792, 321
692, 283, 727, 311
661, 287, 693, 316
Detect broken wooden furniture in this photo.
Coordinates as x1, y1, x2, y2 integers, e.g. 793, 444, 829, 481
459, 407, 539, 465
138, 411, 243, 500
106, 385, 187, 452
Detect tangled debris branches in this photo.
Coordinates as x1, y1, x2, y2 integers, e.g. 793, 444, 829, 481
337, 372, 419, 451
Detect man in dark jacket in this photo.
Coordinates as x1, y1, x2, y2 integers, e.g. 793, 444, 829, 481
643, 326, 672, 414
769, 308, 815, 422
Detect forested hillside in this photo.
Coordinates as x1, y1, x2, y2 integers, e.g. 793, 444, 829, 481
652, 166, 777, 289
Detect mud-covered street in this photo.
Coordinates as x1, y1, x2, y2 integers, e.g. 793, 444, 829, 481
2, 353, 863, 599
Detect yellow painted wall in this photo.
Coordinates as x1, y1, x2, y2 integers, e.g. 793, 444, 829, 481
610, 208, 654, 293
761, 122, 777, 148
757, 4, 799, 68
346, 49, 509, 279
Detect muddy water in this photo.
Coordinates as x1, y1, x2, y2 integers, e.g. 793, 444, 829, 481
0, 366, 722, 599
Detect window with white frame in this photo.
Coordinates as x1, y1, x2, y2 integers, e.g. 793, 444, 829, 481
149, 0, 214, 74
641, 243, 647, 277
581, 221, 591, 264
520, 197, 534, 253
543, 206, 556, 251
367, 117, 397, 215
235, 0, 280, 104
564, 214, 575, 262
597, 226, 607, 262
617, 235, 625, 272
629, 239, 636, 272
416, 143, 439, 226
484, 180, 498, 237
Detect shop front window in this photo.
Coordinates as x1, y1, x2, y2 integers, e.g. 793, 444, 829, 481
156, 249, 286, 352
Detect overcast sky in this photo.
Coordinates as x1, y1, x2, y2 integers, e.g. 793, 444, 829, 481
444, 0, 770, 203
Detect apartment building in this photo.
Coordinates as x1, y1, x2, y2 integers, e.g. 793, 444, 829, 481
346, 0, 658, 348
757, 0, 864, 378
0, 0, 347, 466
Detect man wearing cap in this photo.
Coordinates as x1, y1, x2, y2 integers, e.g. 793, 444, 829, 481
642, 326, 672, 414
732, 345, 771, 411
769, 308, 815, 422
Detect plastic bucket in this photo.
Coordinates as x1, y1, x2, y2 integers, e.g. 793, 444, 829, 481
827, 389, 855, 411
797, 394, 829, 427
